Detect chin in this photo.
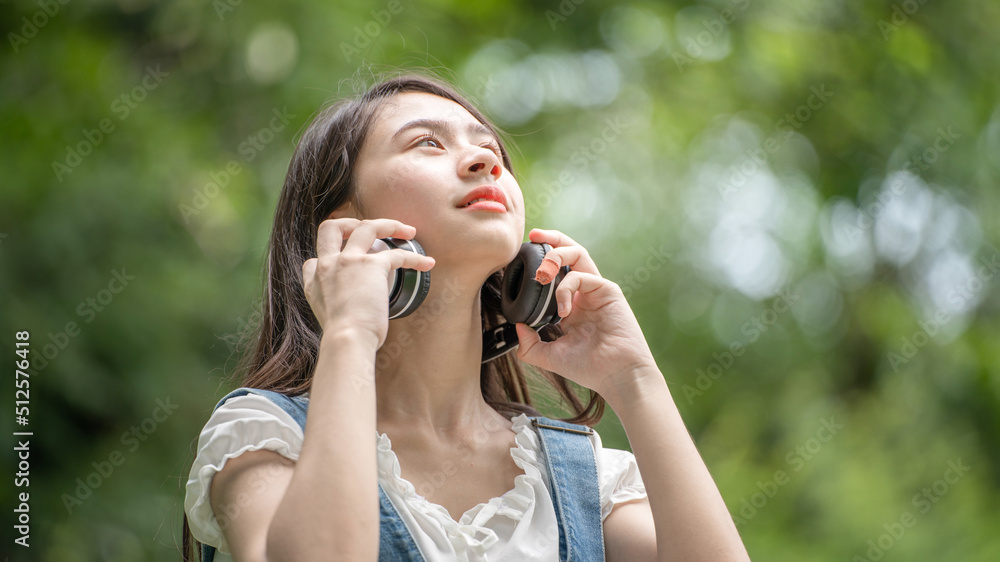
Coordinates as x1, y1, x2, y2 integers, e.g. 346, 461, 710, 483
476, 228, 523, 262
486, 223, 523, 254
426, 223, 522, 273
497, 229, 526, 273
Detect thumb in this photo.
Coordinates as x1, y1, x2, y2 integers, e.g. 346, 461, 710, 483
515, 323, 549, 369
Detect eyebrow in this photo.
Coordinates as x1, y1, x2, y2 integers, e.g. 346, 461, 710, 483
391, 118, 494, 142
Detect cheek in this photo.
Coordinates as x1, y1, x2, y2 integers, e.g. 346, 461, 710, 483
359, 161, 415, 207
502, 176, 525, 212
511, 190, 525, 213
362, 165, 441, 222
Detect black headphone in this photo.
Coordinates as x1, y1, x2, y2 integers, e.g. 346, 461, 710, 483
375, 238, 570, 363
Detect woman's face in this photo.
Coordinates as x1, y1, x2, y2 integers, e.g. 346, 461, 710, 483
351, 92, 526, 274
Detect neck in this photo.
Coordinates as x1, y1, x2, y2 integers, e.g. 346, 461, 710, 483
374, 264, 506, 438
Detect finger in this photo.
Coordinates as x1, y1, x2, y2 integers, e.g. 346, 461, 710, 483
555, 271, 611, 318
342, 219, 418, 254
536, 245, 600, 278
528, 228, 578, 248
385, 248, 436, 272
529, 229, 600, 276
316, 218, 359, 258
301, 257, 317, 283
534, 255, 561, 285
514, 323, 552, 371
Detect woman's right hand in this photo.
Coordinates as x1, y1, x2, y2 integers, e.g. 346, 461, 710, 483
301, 218, 435, 348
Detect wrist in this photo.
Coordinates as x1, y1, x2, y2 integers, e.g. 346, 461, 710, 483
600, 363, 669, 411
312, 327, 382, 398
321, 326, 381, 352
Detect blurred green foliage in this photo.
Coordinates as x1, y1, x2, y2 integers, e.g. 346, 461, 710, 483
2, 0, 1000, 560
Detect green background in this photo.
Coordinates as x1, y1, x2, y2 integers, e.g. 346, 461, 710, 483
2, 0, 999, 560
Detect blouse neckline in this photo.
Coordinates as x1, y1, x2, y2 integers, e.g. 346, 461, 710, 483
374, 413, 544, 555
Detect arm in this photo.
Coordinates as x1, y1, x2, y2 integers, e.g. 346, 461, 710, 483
210, 218, 435, 561
515, 228, 749, 562
266, 329, 383, 560
211, 329, 382, 562
603, 368, 749, 562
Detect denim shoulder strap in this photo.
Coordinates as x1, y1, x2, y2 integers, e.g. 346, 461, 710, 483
214, 387, 310, 427
530, 416, 607, 562
377, 485, 426, 561
200, 387, 425, 562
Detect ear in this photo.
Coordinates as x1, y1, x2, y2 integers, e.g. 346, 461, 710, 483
326, 201, 358, 221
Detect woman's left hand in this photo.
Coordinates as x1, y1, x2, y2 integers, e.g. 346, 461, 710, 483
515, 228, 659, 397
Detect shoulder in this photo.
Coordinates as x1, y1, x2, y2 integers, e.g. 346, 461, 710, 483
586, 424, 648, 521
522, 415, 646, 520
214, 387, 310, 426
184, 388, 308, 549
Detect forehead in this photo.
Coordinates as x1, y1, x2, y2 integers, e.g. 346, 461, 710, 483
372, 92, 486, 137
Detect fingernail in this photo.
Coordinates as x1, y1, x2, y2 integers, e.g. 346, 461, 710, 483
534, 257, 559, 284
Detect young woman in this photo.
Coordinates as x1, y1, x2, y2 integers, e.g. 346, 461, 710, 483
183, 74, 750, 561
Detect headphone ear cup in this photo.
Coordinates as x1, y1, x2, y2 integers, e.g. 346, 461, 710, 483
380, 238, 430, 319
501, 242, 564, 327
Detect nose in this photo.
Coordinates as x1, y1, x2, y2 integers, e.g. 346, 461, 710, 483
468, 162, 502, 179
464, 148, 503, 181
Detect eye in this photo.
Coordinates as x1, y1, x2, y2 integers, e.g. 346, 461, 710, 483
415, 136, 443, 149
482, 140, 502, 158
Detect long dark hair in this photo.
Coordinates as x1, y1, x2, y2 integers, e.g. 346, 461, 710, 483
182, 72, 604, 560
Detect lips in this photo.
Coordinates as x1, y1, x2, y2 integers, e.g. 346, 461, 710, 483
457, 185, 508, 211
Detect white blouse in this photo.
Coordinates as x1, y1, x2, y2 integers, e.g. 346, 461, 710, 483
185, 393, 647, 562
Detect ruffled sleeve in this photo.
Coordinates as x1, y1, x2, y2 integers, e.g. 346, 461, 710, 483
184, 393, 306, 554
590, 430, 647, 521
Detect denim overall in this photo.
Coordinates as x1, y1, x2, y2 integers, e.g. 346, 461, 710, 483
201, 388, 606, 561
